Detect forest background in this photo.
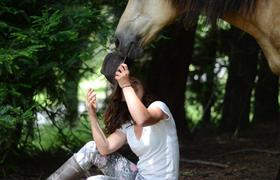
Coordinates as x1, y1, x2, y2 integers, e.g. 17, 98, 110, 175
0, 0, 279, 179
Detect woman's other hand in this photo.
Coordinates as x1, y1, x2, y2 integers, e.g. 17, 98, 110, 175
87, 88, 97, 117
115, 63, 131, 88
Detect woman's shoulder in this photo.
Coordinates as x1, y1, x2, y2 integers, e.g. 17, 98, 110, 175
148, 101, 173, 120
148, 101, 169, 110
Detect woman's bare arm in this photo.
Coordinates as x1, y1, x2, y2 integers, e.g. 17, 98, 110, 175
87, 89, 126, 155
122, 87, 167, 126
115, 64, 168, 127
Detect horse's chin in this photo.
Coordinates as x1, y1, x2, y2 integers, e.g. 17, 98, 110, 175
115, 44, 143, 60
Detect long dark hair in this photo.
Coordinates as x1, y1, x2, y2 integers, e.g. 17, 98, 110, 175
104, 78, 156, 134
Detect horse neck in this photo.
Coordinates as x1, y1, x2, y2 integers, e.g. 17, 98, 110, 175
223, 0, 280, 75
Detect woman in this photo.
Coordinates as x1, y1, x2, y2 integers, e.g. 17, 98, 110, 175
47, 63, 179, 180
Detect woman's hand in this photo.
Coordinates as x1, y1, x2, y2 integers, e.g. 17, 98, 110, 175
115, 63, 131, 88
86, 88, 127, 156
87, 88, 97, 117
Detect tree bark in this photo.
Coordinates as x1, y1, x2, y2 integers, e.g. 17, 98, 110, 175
147, 22, 196, 141
277, 167, 280, 180
253, 53, 279, 122
64, 67, 80, 127
200, 26, 217, 124
220, 28, 259, 133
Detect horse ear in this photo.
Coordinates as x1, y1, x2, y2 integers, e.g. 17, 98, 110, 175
101, 52, 124, 84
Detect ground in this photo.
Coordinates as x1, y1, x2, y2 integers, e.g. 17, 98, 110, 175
1, 122, 279, 180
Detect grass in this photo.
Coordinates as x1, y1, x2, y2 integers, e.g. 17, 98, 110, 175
31, 66, 108, 152
31, 114, 106, 152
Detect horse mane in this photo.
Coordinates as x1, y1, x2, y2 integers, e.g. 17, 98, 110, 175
173, 0, 258, 27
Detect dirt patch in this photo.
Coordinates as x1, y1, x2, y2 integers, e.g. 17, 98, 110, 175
1, 122, 279, 180
179, 122, 280, 180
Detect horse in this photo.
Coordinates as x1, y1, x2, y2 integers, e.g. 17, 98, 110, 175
113, 0, 280, 75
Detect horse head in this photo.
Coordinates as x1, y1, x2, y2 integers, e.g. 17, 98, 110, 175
106, 0, 280, 76
114, 0, 179, 59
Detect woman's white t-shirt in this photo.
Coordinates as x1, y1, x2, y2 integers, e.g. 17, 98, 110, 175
117, 101, 179, 180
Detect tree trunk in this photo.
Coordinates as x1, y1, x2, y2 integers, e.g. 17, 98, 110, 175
200, 26, 217, 125
147, 22, 196, 141
220, 28, 259, 134
277, 167, 280, 180
64, 67, 80, 127
253, 53, 279, 122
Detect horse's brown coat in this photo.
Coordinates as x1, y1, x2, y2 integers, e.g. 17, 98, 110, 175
116, 0, 280, 74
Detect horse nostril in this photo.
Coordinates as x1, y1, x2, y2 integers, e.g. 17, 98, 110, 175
115, 37, 120, 49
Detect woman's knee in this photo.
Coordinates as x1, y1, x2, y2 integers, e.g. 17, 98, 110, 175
83, 141, 97, 150
87, 175, 117, 180
74, 140, 99, 170
77, 141, 98, 155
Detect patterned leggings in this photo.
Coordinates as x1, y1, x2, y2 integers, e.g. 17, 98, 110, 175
74, 141, 143, 180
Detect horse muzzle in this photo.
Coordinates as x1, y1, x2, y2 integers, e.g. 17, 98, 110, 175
114, 31, 143, 59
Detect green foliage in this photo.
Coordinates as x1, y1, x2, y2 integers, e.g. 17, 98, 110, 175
0, 0, 115, 162
31, 114, 93, 152
0, 104, 35, 163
